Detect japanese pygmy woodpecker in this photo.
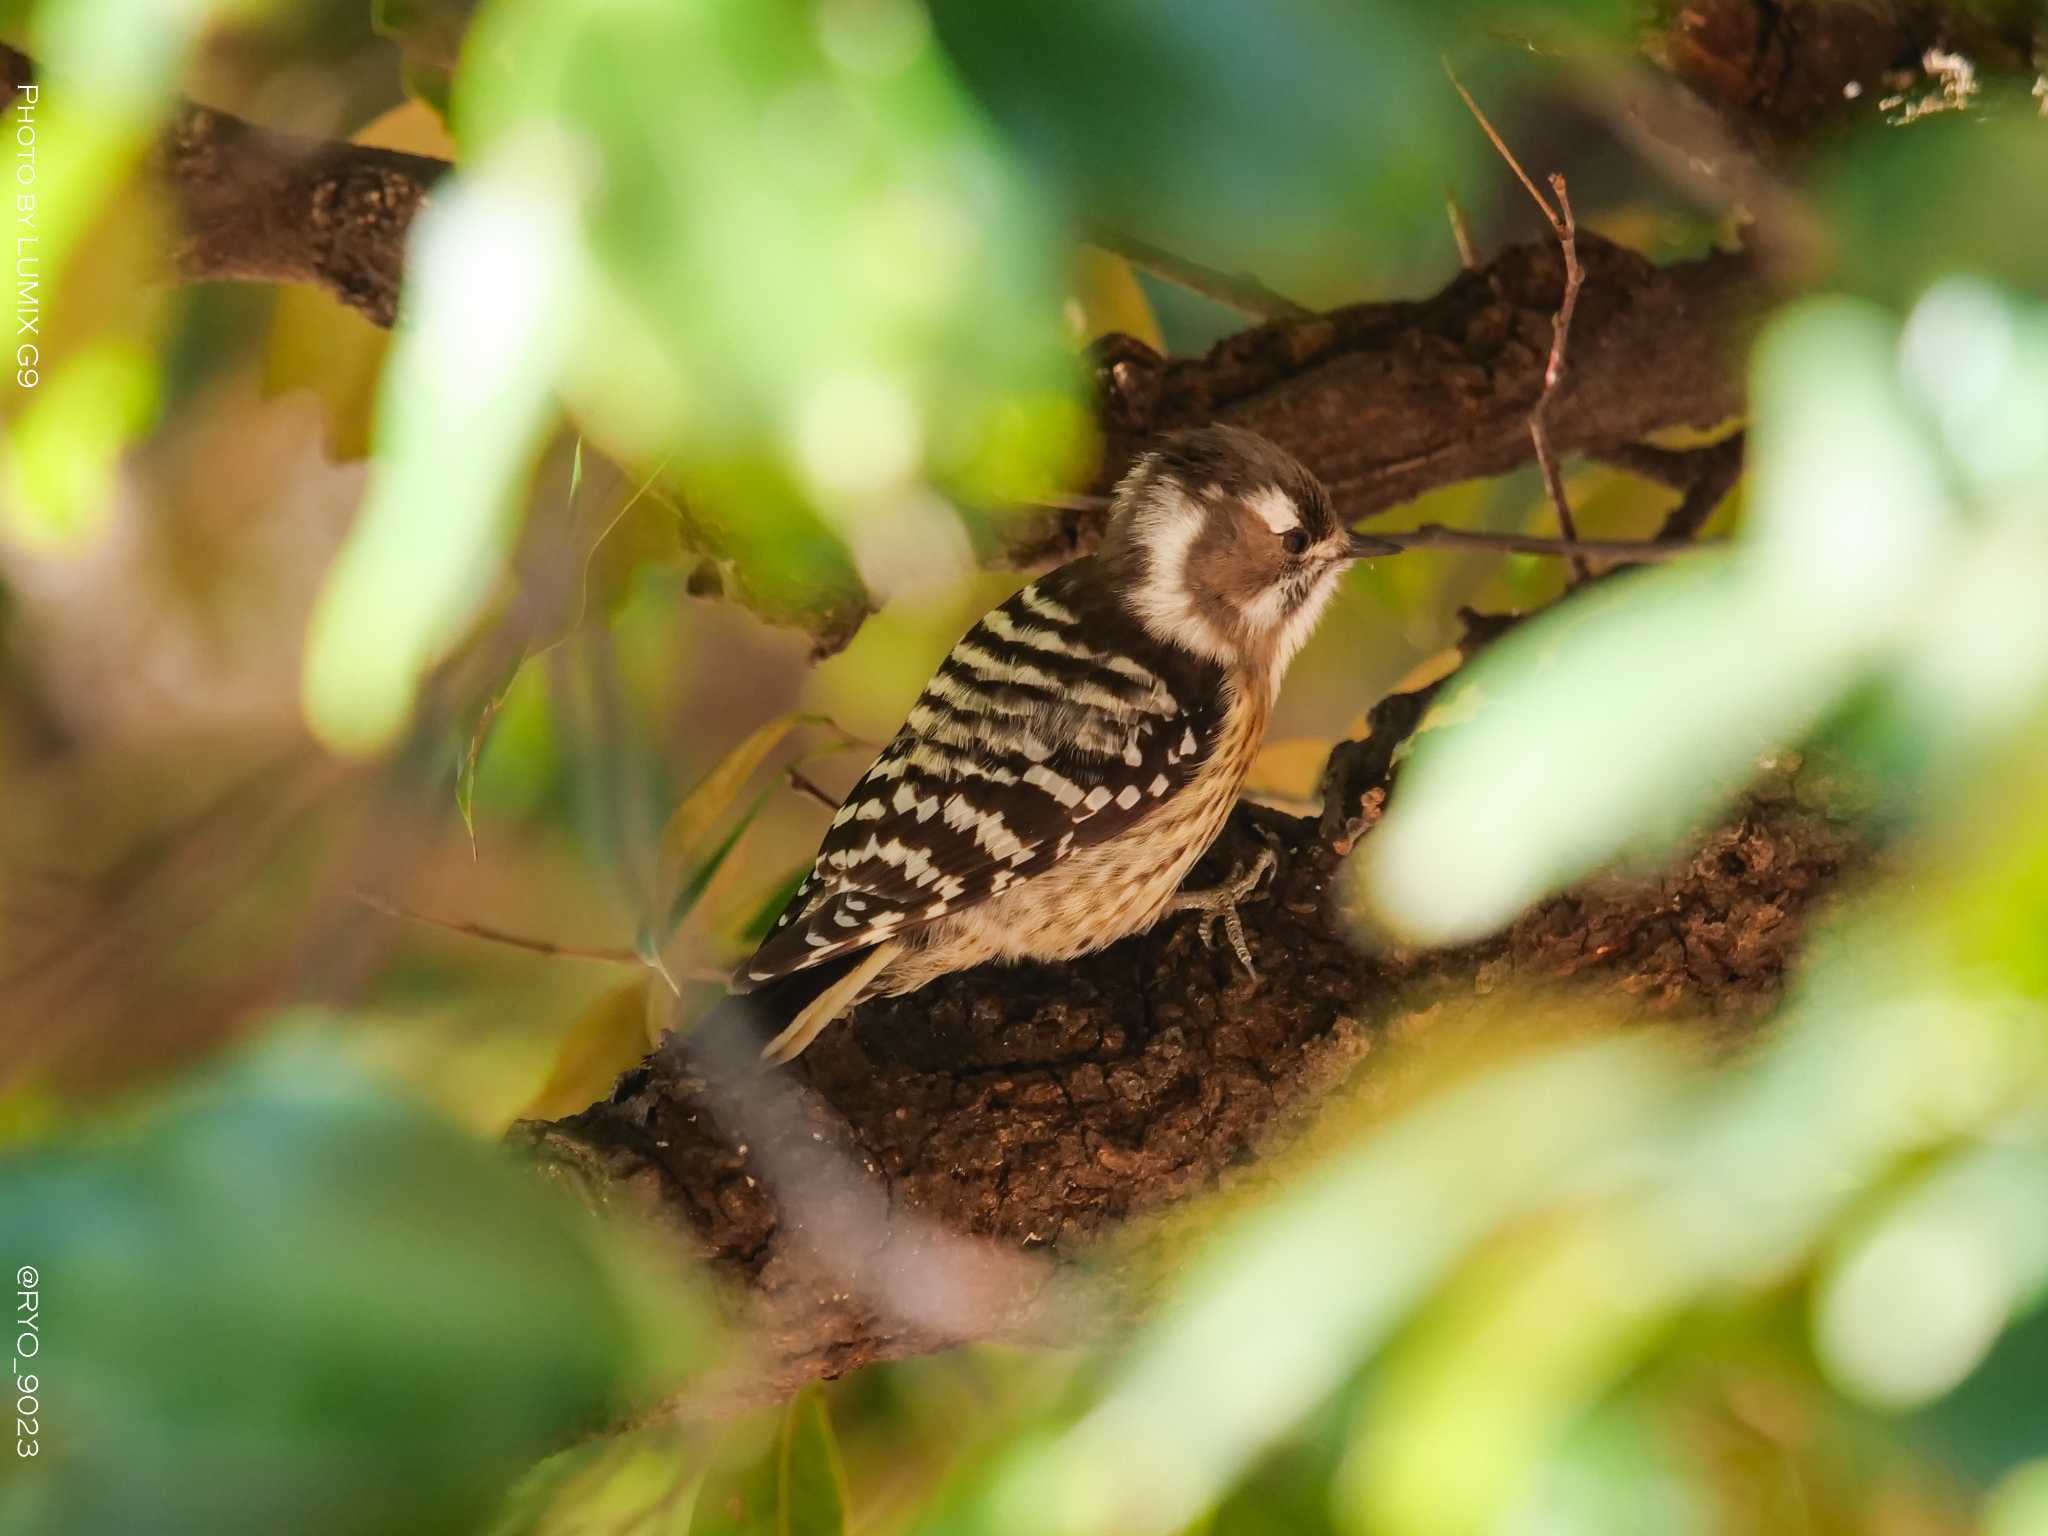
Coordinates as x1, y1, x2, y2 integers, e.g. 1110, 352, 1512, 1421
706, 424, 1390, 1064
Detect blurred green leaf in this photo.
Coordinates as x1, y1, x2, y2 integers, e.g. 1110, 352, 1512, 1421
456, 648, 528, 855
927, 0, 1625, 302
778, 1386, 848, 1536
455, 440, 590, 850
1363, 294, 1970, 942
941, 1035, 1683, 1536
452, 0, 1087, 560
0, 1040, 634, 1536
1337, 1211, 1678, 1536
0, 339, 156, 549
301, 152, 584, 756
643, 713, 832, 959
1823, 97, 2048, 305
690, 1420, 783, 1536
1816, 1126, 2048, 1412
1985, 1459, 2048, 1536
520, 979, 655, 1123
15, 0, 225, 282
1488, 1398, 1713, 1536
490, 1423, 701, 1536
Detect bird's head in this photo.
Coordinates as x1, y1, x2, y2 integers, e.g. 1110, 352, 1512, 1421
1098, 424, 1391, 680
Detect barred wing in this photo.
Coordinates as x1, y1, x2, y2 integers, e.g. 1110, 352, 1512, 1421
738, 569, 1225, 988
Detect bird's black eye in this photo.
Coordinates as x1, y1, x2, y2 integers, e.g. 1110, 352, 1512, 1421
1281, 527, 1310, 557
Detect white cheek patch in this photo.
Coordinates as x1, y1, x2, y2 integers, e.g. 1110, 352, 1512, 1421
1238, 581, 1290, 635
1126, 485, 1234, 664
1268, 565, 1346, 696
1247, 486, 1301, 536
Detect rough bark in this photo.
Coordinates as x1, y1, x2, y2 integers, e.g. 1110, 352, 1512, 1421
516, 684, 1867, 1401
0, 45, 445, 329
1657, 0, 2043, 150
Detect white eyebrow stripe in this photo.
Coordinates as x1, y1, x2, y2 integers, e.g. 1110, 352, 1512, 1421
1248, 486, 1301, 534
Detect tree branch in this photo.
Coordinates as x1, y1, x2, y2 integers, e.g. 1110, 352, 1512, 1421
1, 43, 446, 328
1083, 223, 1314, 322
1, 39, 1762, 655
519, 691, 1865, 1403
1003, 233, 1758, 577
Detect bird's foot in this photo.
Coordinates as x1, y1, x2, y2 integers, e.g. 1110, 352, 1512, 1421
1169, 845, 1279, 982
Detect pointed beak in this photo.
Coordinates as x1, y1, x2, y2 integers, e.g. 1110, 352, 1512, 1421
1347, 529, 1400, 560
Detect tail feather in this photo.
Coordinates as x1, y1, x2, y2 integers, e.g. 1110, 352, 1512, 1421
671, 946, 891, 1072
759, 942, 898, 1064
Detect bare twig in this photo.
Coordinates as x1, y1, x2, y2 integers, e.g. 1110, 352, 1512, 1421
353, 888, 725, 979
1594, 433, 1748, 541
1446, 68, 1563, 239
786, 767, 843, 811
1372, 524, 1713, 564
1529, 173, 1587, 578
1033, 489, 1711, 564
1083, 224, 1313, 322
1447, 68, 1590, 582
1655, 433, 1747, 540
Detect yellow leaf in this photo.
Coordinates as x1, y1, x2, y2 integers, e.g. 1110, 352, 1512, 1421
1640, 419, 1745, 451
658, 713, 829, 884
1392, 646, 1464, 696
261, 102, 455, 459
1068, 247, 1163, 352
1245, 737, 1338, 802
520, 979, 655, 1122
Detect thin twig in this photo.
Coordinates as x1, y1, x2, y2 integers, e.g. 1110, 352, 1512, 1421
1445, 69, 1567, 242
1447, 66, 1590, 581
1594, 433, 1747, 540
1372, 524, 1713, 563
1655, 433, 1747, 540
1529, 170, 1587, 580
786, 767, 843, 811
1024, 489, 1709, 565
353, 889, 723, 981
1083, 224, 1313, 322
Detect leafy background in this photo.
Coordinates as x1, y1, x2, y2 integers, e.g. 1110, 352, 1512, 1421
2, 1, 2048, 1533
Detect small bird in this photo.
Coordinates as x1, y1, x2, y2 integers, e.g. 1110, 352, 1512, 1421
704, 424, 1391, 1064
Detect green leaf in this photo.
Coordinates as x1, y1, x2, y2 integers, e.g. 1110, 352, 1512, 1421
948, 1036, 1682, 1536
13, 0, 222, 284
490, 1423, 703, 1536
1362, 296, 1959, 943
778, 1386, 849, 1536
0, 1040, 634, 1536
450, 0, 1088, 565
0, 339, 157, 551
927, 0, 1628, 302
520, 979, 656, 1123
302, 153, 584, 756
641, 714, 840, 963
689, 1423, 782, 1536
1815, 1128, 2048, 1412
453, 437, 590, 852
1822, 95, 2048, 306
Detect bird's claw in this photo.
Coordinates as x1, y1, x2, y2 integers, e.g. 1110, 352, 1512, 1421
1173, 846, 1279, 983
